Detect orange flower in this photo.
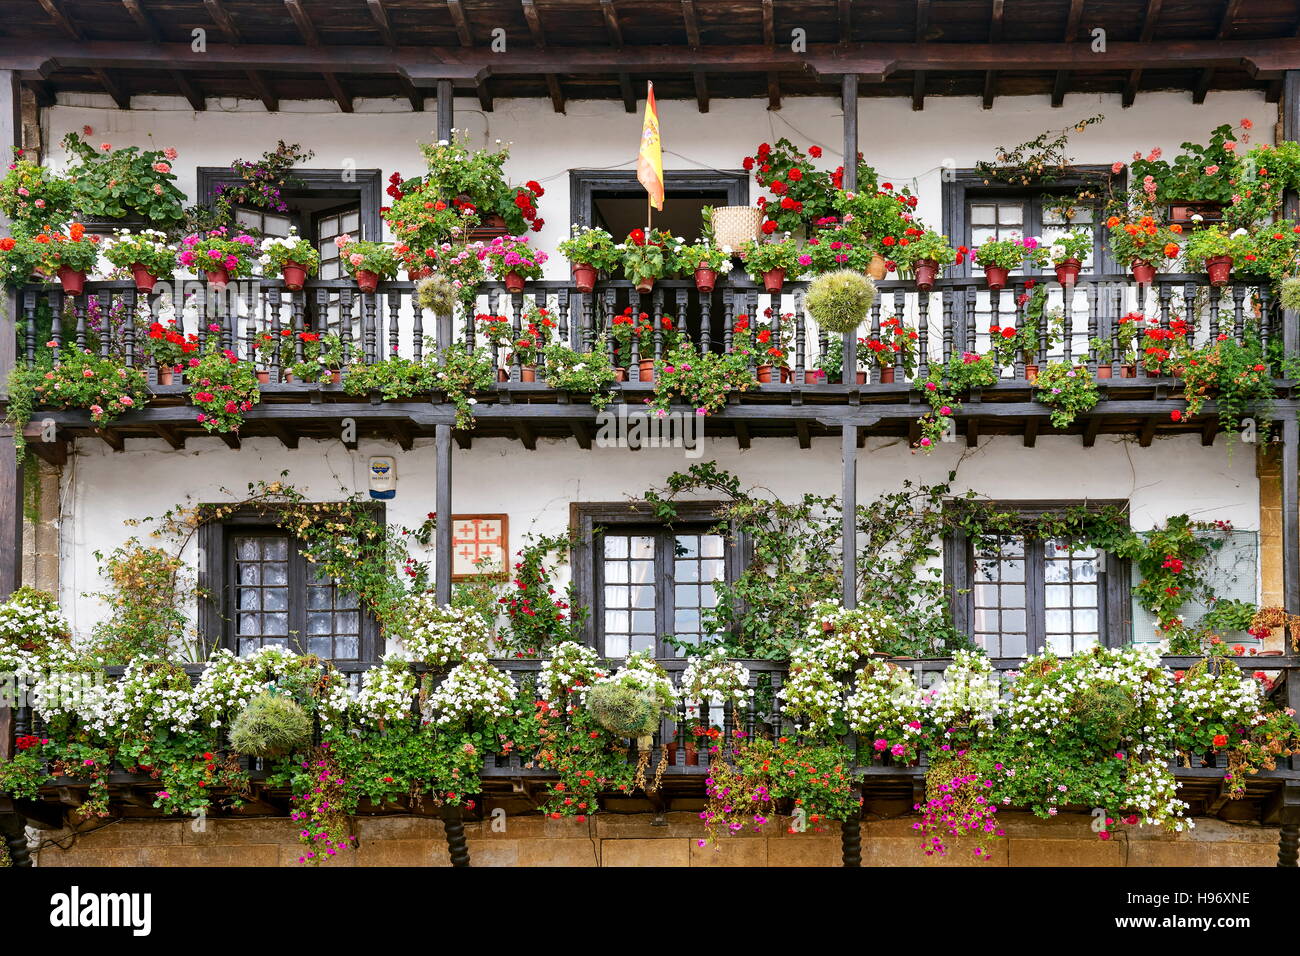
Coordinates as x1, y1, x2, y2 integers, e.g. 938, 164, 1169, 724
1106, 216, 1120, 228
1169, 223, 1182, 234
1163, 243, 1179, 257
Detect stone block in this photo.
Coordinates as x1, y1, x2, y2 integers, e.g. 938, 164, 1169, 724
766, 837, 841, 867
1008, 837, 1125, 866
600, 838, 690, 867
184, 817, 301, 846
690, 837, 768, 867
516, 837, 600, 866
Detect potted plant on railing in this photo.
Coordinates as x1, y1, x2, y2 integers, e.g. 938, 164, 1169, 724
1138, 314, 1192, 377
104, 228, 173, 293
557, 225, 619, 294
971, 235, 1040, 292
252, 329, 292, 384
0, 148, 74, 233
141, 319, 197, 386
1105, 208, 1181, 285
335, 235, 397, 293
675, 239, 733, 294
608, 306, 680, 381
987, 281, 1061, 379
288, 331, 358, 385
1034, 360, 1100, 429
259, 229, 321, 292
29, 223, 100, 294
401, 131, 544, 238
651, 338, 757, 417
384, 183, 481, 275
1107, 311, 1144, 377
434, 342, 497, 430
1045, 228, 1093, 286
60, 131, 186, 229
186, 337, 260, 434
542, 337, 619, 411
862, 315, 918, 384
1182, 225, 1244, 288
892, 229, 960, 292
508, 305, 558, 382
482, 235, 547, 294
178, 226, 258, 288
830, 181, 919, 279
6, 343, 149, 448
914, 351, 999, 450
618, 228, 681, 294
743, 312, 792, 383
738, 234, 804, 294
0, 232, 40, 288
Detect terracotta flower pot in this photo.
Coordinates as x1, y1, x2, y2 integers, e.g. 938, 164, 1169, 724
1130, 259, 1155, 285
1205, 254, 1233, 287
878, 366, 895, 384
637, 358, 655, 381
613, 367, 627, 382
130, 263, 158, 293
1146, 367, 1160, 378
520, 365, 537, 383
804, 369, 826, 385
913, 258, 939, 292
156, 366, 174, 387
1096, 365, 1113, 379
694, 266, 718, 293
866, 253, 889, 280
762, 267, 786, 294
684, 744, 699, 767
984, 265, 1010, 292
256, 370, 271, 384
406, 267, 432, 282
571, 263, 597, 294
355, 270, 380, 294
57, 267, 86, 295
205, 267, 230, 289
1120, 364, 1137, 378
496, 367, 509, 383
757, 364, 775, 383
1024, 363, 1040, 381
282, 262, 308, 292
1054, 258, 1082, 287
634, 276, 655, 294
855, 371, 868, 385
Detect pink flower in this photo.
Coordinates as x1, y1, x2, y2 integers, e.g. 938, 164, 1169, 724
163, 147, 178, 160
1111, 161, 1124, 174
1223, 140, 1237, 152
119, 396, 134, 407
1146, 147, 1162, 161
1240, 118, 1253, 130
82, 125, 93, 136
152, 161, 171, 174
1205, 164, 1220, 175
100, 142, 112, 152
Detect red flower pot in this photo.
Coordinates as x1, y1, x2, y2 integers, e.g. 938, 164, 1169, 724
500, 270, 526, 294
156, 366, 174, 387
205, 267, 230, 289
282, 262, 308, 292
1130, 259, 1155, 285
406, 267, 432, 282
130, 263, 158, 293
694, 266, 718, 293
634, 275, 655, 294
1096, 365, 1113, 379
1024, 364, 1040, 381
1120, 364, 1137, 378
878, 366, 896, 384
256, 370, 271, 384
355, 270, 380, 294
571, 263, 597, 294
855, 371, 868, 385
757, 364, 775, 383
762, 268, 786, 294
984, 265, 1010, 292
804, 369, 826, 385
1054, 258, 1082, 287
637, 358, 655, 381
866, 253, 889, 280
1204, 255, 1233, 287
496, 367, 509, 383
520, 365, 537, 383
913, 258, 939, 292
57, 267, 86, 295
613, 367, 627, 382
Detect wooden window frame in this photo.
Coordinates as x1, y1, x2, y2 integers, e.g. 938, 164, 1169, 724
942, 166, 1122, 279
197, 503, 383, 662
195, 167, 384, 242
569, 168, 749, 230
570, 501, 746, 657
944, 499, 1131, 655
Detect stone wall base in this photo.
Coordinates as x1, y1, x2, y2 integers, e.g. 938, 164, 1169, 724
31, 812, 1282, 867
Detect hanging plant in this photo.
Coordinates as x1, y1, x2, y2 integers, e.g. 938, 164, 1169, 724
229, 692, 313, 758
806, 269, 876, 334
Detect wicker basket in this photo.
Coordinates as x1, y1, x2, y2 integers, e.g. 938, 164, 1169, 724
712, 205, 764, 250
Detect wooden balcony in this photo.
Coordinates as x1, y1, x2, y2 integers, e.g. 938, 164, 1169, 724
13, 273, 1298, 457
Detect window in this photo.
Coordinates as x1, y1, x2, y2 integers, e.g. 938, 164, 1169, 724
946, 503, 1130, 657
198, 509, 381, 662
572, 503, 741, 658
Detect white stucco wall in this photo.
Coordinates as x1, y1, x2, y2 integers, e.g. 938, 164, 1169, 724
42, 88, 1279, 279
58, 432, 1259, 639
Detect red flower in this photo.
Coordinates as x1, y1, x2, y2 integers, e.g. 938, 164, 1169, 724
808, 145, 822, 158
1212, 734, 1229, 748
787, 167, 804, 182
761, 220, 778, 235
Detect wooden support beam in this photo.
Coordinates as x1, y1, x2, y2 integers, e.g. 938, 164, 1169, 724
35, 0, 130, 107
150, 424, 184, 450
202, 0, 241, 42
795, 419, 812, 449
171, 72, 206, 111
264, 420, 297, 449
435, 424, 453, 605
841, 423, 857, 607
1201, 418, 1218, 446
28, 439, 67, 467
365, 1, 422, 108
1284, 417, 1300, 624
838, 0, 852, 41
681, 0, 708, 113
733, 421, 750, 449
0, 43, 25, 600
762, 0, 780, 110
437, 79, 453, 142
284, 0, 353, 113
568, 420, 592, 449
1082, 415, 1102, 447
218, 431, 241, 450
841, 75, 858, 192
512, 421, 537, 450
387, 419, 414, 451
1023, 416, 1038, 447
1139, 416, 1157, 447
1122, 0, 1164, 108
1051, 0, 1084, 108
521, 0, 564, 113
965, 417, 980, 447
94, 427, 124, 452
204, 0, 279, 111
601, 0, 636, 112
1194, 0, 1245, 104
982, 0, 1004, 111
446, 0, 491, 110
912, 0, 929, 110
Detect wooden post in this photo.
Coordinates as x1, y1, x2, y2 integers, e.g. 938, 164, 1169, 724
0, 813, 31, 867
840, 73, 859, 386
436, 79, 453, 142
0, 70, 22, 600
1280, 823, 1300, 867
435, 423, 453, 605
1285, 417, 1299, 622
842, 422, 857, 607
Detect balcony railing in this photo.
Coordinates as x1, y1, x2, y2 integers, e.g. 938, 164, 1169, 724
15, 272, 1293, 392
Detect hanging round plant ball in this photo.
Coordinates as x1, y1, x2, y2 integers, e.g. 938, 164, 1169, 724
806, 269, 877, 335
416, 274, 458, 315
1279, 276, 1300, 314
585, 680, 663, 739
229, 692, 313, 758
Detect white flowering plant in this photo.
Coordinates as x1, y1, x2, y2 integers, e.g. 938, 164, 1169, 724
391, 597, 491, 670
845, 660, 925, 763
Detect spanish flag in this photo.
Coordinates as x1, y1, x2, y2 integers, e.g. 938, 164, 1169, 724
637, 82, 664, 212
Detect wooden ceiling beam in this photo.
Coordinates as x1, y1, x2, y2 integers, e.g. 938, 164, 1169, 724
366, 0, 422, 109
1194, 0, 1246, 104
203, 0, 278, 112
682, 0, 708, 113
1123, 0, 1164, 108
283, 0, 353, 113
446, 0, 492, 111
838, 0, 851, 41
127, 1, 208, 110
912, 0, 929, 111
982, 0, 1004, 110
600, 0, 635, 112
1051, 0, 1085, 108
521, 0, 564, 113
762, 0, 780, 110
35, 0, 130, 108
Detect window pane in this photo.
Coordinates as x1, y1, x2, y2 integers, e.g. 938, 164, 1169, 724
630, 536, 655, 559
604, 536, 627, 559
